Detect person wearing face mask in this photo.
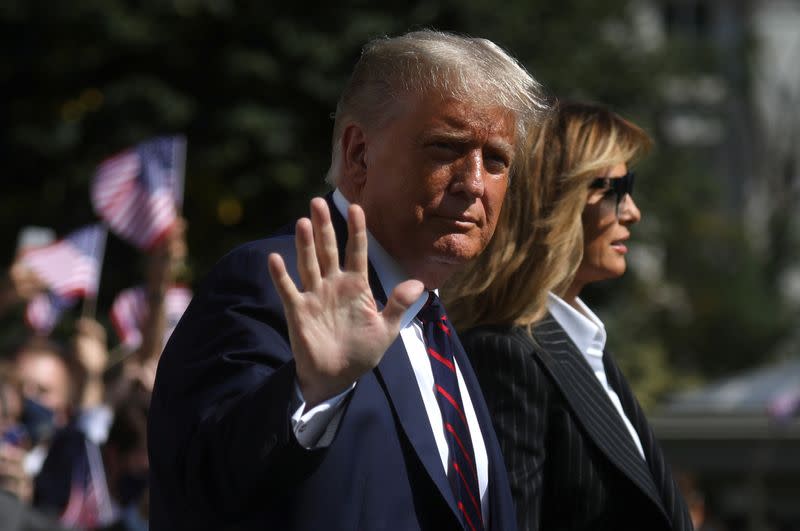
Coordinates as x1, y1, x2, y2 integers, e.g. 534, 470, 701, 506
444, 101, 693, 531
17, 330, 116, 528
13, 338, 76, 435
0, 364, 71, 531
9, 338, 77, 486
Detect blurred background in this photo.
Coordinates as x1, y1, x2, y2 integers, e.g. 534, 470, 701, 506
0, 0, 798, 530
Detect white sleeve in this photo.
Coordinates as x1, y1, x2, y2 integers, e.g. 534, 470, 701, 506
289, 380, 355, 449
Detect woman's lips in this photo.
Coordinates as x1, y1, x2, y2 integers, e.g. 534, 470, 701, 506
611, 240, 628, 253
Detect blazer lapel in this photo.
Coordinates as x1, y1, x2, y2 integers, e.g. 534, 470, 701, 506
327, 195, 460, 520
374, 340, 460, 518
604, 352, 691, 530
449, 325, 515, 531
530, 314, 669, 522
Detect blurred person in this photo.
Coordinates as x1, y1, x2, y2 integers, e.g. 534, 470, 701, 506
1, 226, 56, 318
1, 363, 32, 502
0, 262, 44, 317
33, 413, 115, 529
4, 336, 87, 512
11, 323, 113, 528
136, 218, 187, 366
31, 312, 153, 531
13, 338, 78, 433
111, 218, 188, 397
149, 29, 548, 530
0, 364, 71, 531
97, 402, 149, 531
74, 317, 109, 412
72, 316, 116, 449
444, 101, 693, 530
30, 323, 114, 529
675, 472, 727, 531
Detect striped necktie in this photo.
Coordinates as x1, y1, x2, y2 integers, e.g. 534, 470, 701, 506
417, 292, 484, 531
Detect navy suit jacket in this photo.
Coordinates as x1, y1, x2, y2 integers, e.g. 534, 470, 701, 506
148, 195, 517, 530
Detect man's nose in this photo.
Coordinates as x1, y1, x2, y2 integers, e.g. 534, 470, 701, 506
452, 151, 486, 197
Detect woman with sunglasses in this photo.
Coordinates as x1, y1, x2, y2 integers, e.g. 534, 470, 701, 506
443, 101, 693, 531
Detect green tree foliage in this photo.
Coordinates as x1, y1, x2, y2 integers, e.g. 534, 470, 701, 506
1, 0, 792, 402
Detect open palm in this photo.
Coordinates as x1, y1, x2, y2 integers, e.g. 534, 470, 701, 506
268, 198, 424, 408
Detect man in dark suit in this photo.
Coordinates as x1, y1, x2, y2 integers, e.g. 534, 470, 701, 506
148, 30, 548, 530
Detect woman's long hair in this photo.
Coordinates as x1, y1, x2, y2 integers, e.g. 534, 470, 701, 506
443, 100, 652, 332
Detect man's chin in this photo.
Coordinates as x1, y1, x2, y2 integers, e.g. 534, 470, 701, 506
431, 235, 485, 263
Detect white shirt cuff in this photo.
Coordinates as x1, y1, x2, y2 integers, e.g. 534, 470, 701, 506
290, 381, 355, 449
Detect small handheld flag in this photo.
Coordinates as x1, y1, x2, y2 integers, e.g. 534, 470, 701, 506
91, 135, 186, 251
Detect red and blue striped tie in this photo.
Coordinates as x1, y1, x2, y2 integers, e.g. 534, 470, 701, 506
418, 292, 484, 531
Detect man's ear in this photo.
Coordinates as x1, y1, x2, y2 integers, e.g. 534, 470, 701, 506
341, 123, 368, 187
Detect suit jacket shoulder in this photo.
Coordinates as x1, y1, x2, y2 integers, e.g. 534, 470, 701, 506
149, 234, 314, 528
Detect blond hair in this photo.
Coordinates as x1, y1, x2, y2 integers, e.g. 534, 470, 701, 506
325, 29, 549, 184
443, 100, 652, 332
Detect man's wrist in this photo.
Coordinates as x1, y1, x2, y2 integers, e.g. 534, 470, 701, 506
297, 376, 357, 410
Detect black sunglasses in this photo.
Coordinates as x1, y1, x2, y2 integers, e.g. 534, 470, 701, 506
589, 171, 635, 214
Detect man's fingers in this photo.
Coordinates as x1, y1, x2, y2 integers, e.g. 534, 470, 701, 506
268, 253, 301, 308
310, 198, 340, 276
295, 218, 321, 291
344, 204, 369, 275
382, 279, 426, 330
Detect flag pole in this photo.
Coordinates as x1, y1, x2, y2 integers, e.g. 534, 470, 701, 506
81, 225, 108, 320
81, 294, 97, 320
173, 134, 187, 213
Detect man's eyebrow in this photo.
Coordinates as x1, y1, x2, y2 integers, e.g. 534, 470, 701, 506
487, 139, 515, 160
492, 139, 514, 152
423, 129, 514, 149
422, 129, 473, 142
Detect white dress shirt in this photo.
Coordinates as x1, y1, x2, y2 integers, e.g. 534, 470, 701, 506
289, 189, 490, 524
546, 292, 646, 459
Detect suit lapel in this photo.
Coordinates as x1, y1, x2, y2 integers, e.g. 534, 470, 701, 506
449, 325, 514, 531
327, 195, 461, 520
530, 314, 669, 522
374, 339, 461, 518
604, 352, 691, 530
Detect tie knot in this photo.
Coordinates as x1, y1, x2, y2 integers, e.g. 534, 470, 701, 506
417, 292, 446, 324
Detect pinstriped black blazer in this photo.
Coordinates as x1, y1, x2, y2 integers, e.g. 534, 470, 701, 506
461, 313, 693, 531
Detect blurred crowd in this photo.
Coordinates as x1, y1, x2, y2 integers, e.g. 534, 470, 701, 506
0, 221, 187, 531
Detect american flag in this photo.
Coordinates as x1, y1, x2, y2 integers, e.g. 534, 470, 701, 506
59, 438, 114, 528
20, 224, 107, 300
91, 135, 186, 251
110, 284, 192, 350
25, 291, 76, 335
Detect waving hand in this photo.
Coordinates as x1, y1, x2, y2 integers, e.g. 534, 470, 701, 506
267, 198, 424, 408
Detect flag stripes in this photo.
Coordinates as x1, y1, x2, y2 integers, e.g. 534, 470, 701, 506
110, 284, 192, 350
20, 225, 106, 299
91, 135, 185, 251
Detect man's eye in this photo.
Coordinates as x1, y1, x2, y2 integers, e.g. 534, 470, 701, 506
484, 157, 509, 174
431, 142, 457, 152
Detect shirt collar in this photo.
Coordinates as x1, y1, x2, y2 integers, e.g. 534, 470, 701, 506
546, 292, 607, 357
332, 189, 429, 329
